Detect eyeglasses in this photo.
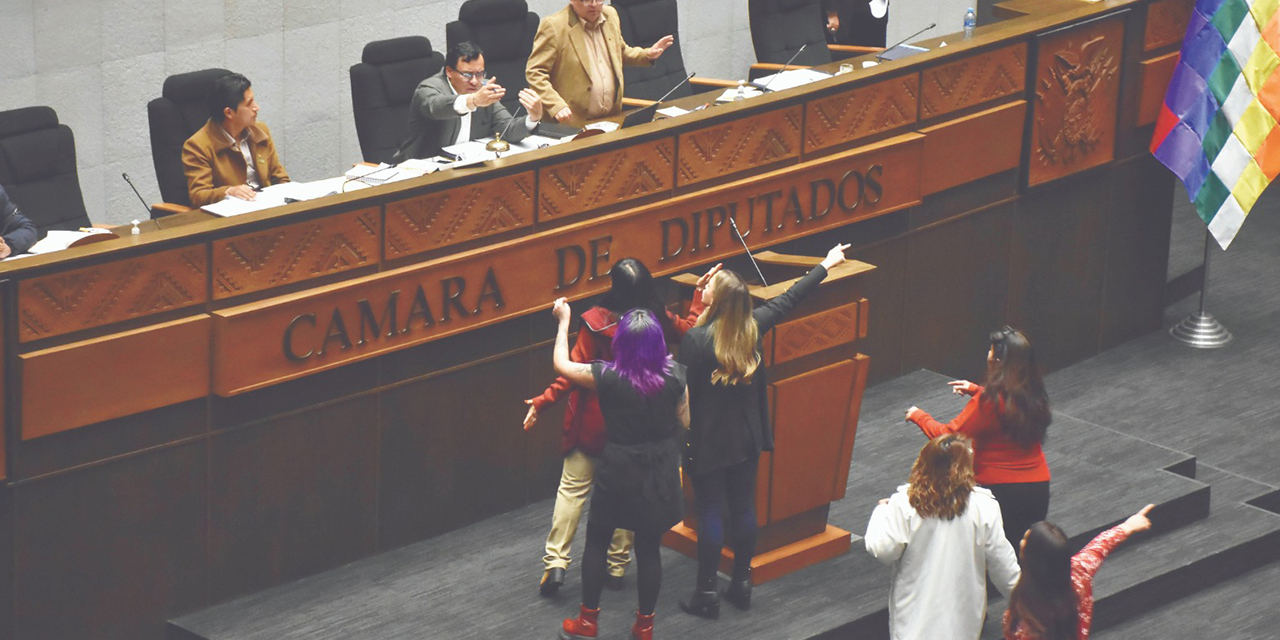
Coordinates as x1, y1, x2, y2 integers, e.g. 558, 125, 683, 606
454, 70, 487, 81
574, 0, 606, 5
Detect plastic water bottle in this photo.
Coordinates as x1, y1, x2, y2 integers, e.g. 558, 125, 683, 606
734, 80, 747, 101
964, 7, 976, 39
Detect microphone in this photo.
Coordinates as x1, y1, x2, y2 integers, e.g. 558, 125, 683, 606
657, 72, 696, 103
492, 102, 526, 154
121, 173, 154, 218
876, 23, 937, 61
751, 44, 807, 93
727, 215, 768, 287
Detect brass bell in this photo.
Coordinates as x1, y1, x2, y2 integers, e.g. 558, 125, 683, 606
485, 133, 511, 153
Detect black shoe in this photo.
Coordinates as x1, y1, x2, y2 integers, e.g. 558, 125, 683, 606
540, 567, 566, 597
607, 574, 625, 591
679, 588, 720, 619
724, 578, 752, 611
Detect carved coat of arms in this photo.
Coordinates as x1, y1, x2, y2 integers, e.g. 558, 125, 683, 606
1035, 35, 1118, 166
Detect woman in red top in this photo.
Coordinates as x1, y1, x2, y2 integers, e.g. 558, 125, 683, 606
905, 326, 1052, 548
1004, 504, 1154, 639
524, 258, 718, 596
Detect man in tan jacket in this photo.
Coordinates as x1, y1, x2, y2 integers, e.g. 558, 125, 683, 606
182, 72, 289, 207
526, 0, 674, 126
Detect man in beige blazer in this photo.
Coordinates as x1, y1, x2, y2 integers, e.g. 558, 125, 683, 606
526, 0, 674, 126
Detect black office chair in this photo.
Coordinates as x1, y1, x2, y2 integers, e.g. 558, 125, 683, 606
445, 0, 539, 114
350, 36, 445, 164
0, 106, 92, 235
613, 0, 738, 102
748, 0, 881, 77
147, 67, 230, 215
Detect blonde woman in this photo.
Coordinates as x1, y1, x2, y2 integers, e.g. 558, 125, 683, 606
676, 243, 849, 618
865, 434, 1022, 640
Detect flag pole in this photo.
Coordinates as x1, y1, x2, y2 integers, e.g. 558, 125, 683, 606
1170, 228, 1233, 348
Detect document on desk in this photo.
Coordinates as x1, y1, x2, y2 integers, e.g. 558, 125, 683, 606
752, 68, 833, 92
202, 193, 288, 217
27, 228, 116, 254
260, 179, 340, 202
656, 106, 691, 118
716, 86, 764, 102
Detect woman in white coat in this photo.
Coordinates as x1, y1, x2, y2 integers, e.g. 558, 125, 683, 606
865, 434, 1022, 640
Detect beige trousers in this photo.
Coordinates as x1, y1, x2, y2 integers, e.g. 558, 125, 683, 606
543, 449, 633, 576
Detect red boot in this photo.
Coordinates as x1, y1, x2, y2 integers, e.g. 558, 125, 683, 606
630, 611, 655, 640
561, 604, 600, 640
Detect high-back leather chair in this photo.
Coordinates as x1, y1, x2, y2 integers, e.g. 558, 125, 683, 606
147, 67, 231, 209
445, 0, 539, 113
749, 0, 839, 67
350, 36, 445, 164
612, 0, 694, 101
0, 106, 92, 234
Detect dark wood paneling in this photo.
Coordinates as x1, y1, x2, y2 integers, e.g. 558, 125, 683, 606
920, 43, 1028, 119
910, 170, 1019, 230
1101, 156, 1174, 349
207, 395, 378, 603
11, 399, 206, 480
379, 312, 536, 386
1009, 169, 1110, 372
17, 245, 207, 342
211, 359, 378, 430
1029, 16, 1126, 187
1138, 51, 1179, 126
771, 302, 860, 366
538, 139, 675, 220
678, 107, 803, 187
11, 442, 207, 640
1, 292, 5, 481
386, 174, 534, 260
903, 202, 1015, 381
20, 316, 210, 440
524, 342, 567, 504
920, 101, 1027, 195
379, 356, 529, 549
804, 75, 919, 153
213, 207, 380, 300
0, 486, 12, 640
1144, 0, 1194, 52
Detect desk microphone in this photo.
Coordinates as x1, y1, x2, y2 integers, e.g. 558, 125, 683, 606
121, 173, 153, 218
876, 23, 937, 61
728, 214, 768, 287
657, 72, 696, 102
493, 102, 527, 155
751, 44, 807, 93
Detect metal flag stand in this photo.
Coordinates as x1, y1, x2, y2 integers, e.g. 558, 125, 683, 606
1170, 228, 1233, 348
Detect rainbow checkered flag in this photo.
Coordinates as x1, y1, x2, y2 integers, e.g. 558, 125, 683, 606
1151, 0, 1280, 249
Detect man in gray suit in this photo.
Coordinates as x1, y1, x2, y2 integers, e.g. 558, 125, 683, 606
393, 42, 543, 163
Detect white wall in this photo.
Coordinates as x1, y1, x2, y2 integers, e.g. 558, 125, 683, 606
0, 0, 939, 227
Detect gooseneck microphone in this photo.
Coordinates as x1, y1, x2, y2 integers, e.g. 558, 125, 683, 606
751, 44, 807, 93
121, 173, 153, 218
876, 23, 937, 62
728, 215, 768, 287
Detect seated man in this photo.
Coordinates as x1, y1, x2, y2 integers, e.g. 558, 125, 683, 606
526, 0, 674, 126
182, 72, 289, 207
0, 184, 37, 258
394, 42, 544, 163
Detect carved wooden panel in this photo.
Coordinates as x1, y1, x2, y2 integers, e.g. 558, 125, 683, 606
921, 101, 1027, 195
770, 302, 860, 366
213, 208, 380, 300
1138, 51, 1179, 126
1029, 16, 1124, 187
678, 106, 803, 188
18, 245, 208, 342
20, 316, 211, 440
920, 43, 1027, 119
386, 172, 535, 259
768, 359, 858, 522
804, 75, 919, 153
1144, 0, 1194, 52
537, 140, 673, 220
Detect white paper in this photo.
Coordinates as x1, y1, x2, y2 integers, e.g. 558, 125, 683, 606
396, 158, 446, 173
584, 121, 619, 133
716, 86, 763, 103
261, 179, 339, 202
201, 193, 287, 217
656, 106, 691, 118
27, 228, 116, 254
752, 68, 832, 92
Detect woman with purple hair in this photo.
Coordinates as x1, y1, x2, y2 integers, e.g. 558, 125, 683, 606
550, 300, 690, 640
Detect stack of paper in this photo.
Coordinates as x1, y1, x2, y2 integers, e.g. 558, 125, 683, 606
716, 86, 763, 103
27, 228, 116, 254
751, 68, 832, 92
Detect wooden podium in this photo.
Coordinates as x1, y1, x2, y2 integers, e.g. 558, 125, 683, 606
664, 252, 875, 584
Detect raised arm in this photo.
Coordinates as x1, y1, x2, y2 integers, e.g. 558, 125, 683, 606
552, 297, 595, 390
906, 393, 985, 439
754, 243, 849, 332
1075, 504, 1153, 583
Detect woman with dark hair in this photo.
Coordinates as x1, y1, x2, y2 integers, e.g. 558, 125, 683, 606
906, 326, 1053, 548
677, 243, 849, 618
526, 259, 718, 596
865, 434, 1022, 640
1004, 504, 1154, 640
550, 304, 689, 640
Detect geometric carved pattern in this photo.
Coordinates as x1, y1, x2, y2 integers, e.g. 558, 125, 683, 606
920, 43, 1027, 119
18, 245, 208, 342
770, 302, 859, 366
386, 172, 535, 259
1144, 0, 1194, 52
538, 140, 673, 220
804, 75, 919, 153
678, 106, 803, 188
213, 207, 380, 299
1030, 16, 1124, 187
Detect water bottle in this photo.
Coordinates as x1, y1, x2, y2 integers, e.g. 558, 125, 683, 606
964, 7, 976, 39
734, 80, 747, 101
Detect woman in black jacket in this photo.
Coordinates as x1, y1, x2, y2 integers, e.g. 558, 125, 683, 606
677, 243, 849, 618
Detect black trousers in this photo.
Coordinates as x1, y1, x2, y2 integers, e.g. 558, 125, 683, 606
986, 480, 1051, 549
